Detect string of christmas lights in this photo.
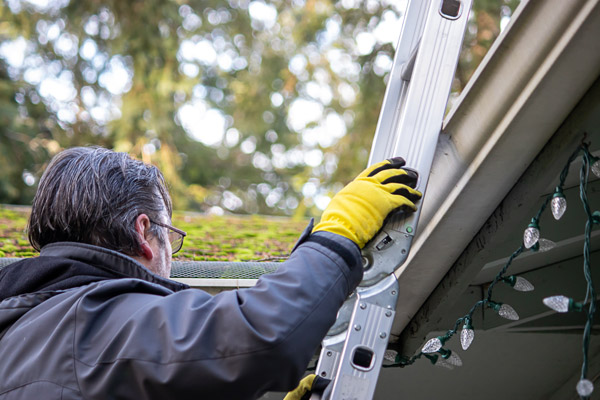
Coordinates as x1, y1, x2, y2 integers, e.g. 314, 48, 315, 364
384, 141, 599, 399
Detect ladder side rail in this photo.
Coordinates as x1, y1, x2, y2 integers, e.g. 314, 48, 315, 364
315, 0, 438, 343
368, 0, 431, 165
325, 277, 399, 400
361, 0, 473, 285
313, 1, 473, 399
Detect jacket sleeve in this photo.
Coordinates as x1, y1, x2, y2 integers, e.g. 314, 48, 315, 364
74, 230, 363, 400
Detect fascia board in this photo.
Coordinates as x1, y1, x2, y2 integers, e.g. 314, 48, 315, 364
391, 0, 600, 338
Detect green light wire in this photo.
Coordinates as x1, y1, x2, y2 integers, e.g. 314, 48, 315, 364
579, 144, 596, 391
385, 140, 598, 386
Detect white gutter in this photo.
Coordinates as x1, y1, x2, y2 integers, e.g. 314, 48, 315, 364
173, 278, 258, 295
391, 0, 600, 336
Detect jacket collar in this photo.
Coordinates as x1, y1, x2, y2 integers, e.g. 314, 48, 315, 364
38, 242, 188, 292
0, 242, 188, 302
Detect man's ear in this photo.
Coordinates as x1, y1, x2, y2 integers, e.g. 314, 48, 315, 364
134, 214, 154, 260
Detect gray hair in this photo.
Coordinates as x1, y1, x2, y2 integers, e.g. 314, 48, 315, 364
28, 146, 172, 255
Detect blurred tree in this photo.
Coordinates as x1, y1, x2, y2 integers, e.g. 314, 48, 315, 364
454, 0, 521, 90
0, 0, 520, 216
0, 59, 61, 204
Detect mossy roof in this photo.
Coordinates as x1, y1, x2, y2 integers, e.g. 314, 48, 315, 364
0, 205, 309, 261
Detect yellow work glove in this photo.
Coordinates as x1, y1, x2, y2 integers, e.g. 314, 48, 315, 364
313, 157, 421, 248
284, 374, 330, 400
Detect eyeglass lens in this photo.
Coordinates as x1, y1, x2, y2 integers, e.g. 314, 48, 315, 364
169, 231, 184, 254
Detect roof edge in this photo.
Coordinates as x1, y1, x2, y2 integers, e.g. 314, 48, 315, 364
391, 0, 600, 343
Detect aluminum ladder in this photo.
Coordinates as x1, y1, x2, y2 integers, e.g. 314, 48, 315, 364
312, 0, 473, 398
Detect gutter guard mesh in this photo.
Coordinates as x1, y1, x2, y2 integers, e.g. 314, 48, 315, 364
0, 258, 283, 280
171, 261, 282, 279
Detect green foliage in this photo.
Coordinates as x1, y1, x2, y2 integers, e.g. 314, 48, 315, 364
0, 0, 520, 215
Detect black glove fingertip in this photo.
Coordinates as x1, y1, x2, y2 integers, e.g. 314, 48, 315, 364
386, 156, 407, 168
367, 157, 407, 177
404, 168, 418, 181
392, 187, 422, 202
381, 169, 418, 188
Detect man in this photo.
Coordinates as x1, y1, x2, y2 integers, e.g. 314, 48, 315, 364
0, 146, 420, 399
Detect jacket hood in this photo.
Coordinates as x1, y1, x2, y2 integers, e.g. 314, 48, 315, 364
0, 242, 188, 303
0, 242, 188, 345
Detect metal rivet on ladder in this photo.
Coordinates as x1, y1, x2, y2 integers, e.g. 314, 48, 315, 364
361, 256, 369, 268
360, 303, 367, 310
354, 325, 361, 331
380, 332, 387, 339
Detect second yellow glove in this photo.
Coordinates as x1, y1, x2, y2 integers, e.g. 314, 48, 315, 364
313, 157, 421, 248
284, 374, 330, 400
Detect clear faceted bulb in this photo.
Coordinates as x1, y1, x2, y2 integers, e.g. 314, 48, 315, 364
460, 328, 475, 350
434, 351, 463, 370
551, 196, 567, 220
576, 379, 594, 397
538, 238, 556, 252
543, 295, 571, 313
498, 304, 519, 320
384, 349, 398, 362
592, 159, 600, 178
524, 226, 540, 249
422, 337, 443, 353
444, 352, 463, 367
513, 276, 535, 292
435, 359, 455, 370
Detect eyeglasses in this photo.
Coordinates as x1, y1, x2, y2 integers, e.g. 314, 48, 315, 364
149, 219, 187, 254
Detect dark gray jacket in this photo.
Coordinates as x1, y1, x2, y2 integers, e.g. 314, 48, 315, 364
0, 229, 362, 399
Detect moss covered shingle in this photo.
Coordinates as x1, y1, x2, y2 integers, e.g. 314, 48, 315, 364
0, 205, 308, 261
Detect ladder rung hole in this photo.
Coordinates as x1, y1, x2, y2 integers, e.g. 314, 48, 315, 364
440, 0, 462, 20
351, 346, 375, 371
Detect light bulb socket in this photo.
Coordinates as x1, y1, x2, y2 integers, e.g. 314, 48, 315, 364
531, 242, 540, 252
396, 355, 412, 366
503, 275, 520, 286
488, 301, 503, 312
438, 348, 452, 359
552, 187, 564, 198
592, 211, 600, 225
569, 298, 584, 313
462, 318, 474, 331
424, 354, 439, 365
528, 218, 540, 230
504, 276, 517, 287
